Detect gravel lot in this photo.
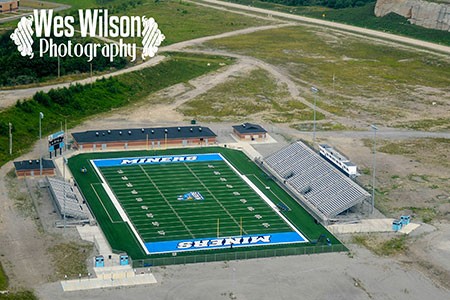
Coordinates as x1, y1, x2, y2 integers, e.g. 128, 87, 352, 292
35, 246, 449, 300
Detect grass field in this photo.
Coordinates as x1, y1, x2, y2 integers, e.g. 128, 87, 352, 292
69, 147, 342, 260
48, 0, 271, 45
180, 68, 325, 123
221, 0, 450, 46
0, 52, 231, 169
202, 26, 450, 126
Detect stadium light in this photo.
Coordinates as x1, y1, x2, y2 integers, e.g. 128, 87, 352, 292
370, 124, 378, 214
9, 122, 12, 155
39, 112, 44, 176
311, 87, 319, 146
63, 156, 68, 232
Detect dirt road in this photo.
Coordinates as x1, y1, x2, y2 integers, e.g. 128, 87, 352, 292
0, 23, 293, 110
197, 0, 450, 55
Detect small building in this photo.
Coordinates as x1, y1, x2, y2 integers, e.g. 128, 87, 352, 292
0, 0, 19, 13
71, 126, 217, 151
14, 159, 56, 178
232, 123, 267, 140
319, 144, 358, 178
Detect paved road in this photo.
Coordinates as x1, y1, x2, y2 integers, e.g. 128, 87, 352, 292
292, 128, 450, 139
0, 24, 289, 110
2, 1, 449, 109
197, 0, 450, 55
0, 3, 70, 24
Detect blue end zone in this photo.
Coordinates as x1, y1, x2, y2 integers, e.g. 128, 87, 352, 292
145, 232, 306, 254
92, 153, 223, 168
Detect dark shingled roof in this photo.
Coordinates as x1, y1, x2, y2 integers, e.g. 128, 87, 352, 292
14, 159, 55, 171
232, 123, 267, 134
72, 126, 216, 144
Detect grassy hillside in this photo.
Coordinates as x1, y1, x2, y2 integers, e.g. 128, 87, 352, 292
202, 26, 450, 127
0, 0, 268, 86
223, 0, 450, 46
0, 53, 232, 168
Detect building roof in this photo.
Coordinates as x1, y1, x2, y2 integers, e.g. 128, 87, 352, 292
14, 159, 55, 171
319, 144, 356, 166
232, 123, 267, 134
72, 126, 216, 144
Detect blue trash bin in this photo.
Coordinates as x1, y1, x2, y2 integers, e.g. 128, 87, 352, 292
120, 255, 129, 266
95, 255, 104, 267
392, 220, 402, 231
400, 215, 410, 226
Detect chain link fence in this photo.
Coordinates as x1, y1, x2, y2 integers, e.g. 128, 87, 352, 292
132, 244, 347, 268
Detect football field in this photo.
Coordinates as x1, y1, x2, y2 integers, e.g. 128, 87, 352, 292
91, 153, 307, 254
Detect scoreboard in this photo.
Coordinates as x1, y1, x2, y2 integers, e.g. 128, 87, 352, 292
48, 131, 65, 156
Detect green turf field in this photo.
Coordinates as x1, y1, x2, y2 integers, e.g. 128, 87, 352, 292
69, 147, 345, 263
99, 159, 293, 240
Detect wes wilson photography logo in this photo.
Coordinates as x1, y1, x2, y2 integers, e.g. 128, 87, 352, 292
10, 9, 165, 62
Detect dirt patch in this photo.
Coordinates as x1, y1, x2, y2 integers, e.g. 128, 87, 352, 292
0, 168, 56, 288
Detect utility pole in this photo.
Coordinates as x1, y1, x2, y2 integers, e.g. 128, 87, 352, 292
65, 118, 67, 152
332, 73, 335, 100
63, 156, 67, 233
39, 112, 44, 176
370, 124, 378, 214
9, 122, 12, 155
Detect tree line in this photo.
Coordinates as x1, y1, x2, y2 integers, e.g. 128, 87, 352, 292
0, 32, 127, 87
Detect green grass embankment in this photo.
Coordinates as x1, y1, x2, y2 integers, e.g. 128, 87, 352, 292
0, 53, 232, 168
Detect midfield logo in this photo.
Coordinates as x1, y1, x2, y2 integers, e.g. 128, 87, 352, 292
10, 9, 165, 62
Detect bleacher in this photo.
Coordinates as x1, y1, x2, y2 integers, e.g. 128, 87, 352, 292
264, 141, 370, 223
47, 177, 88, 219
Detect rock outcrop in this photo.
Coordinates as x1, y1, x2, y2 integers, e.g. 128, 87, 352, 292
375, 0, 450, 31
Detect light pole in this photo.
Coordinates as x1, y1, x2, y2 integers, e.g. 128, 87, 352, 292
370, 124, 378, 214
164, 129, 168, 149
9, 122, 12, 155
39, 112, 44, 176
311, 86, 319, 146
63, 156, 67, 232
332, 73, 335, 100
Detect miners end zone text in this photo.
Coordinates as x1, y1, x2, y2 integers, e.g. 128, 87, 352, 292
90, 153, 308, 255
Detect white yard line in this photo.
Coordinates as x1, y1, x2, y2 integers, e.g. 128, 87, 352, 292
183, 162, 247, 235
90, 160, 150, 255
139, 165, 195, 239
90, 183, 122, 224
218, 153, 308, 242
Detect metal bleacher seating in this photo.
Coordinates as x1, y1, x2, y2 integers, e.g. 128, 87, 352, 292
47, 177, 88, 219
264, 141, 370, 223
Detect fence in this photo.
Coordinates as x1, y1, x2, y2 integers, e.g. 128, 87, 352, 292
132, 244, 347, 268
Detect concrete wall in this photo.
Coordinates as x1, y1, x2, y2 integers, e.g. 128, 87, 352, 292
375, 0, 450, 31
16, 169, 55, 178
233, 129, 266, 140
74, 137, 217, 150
